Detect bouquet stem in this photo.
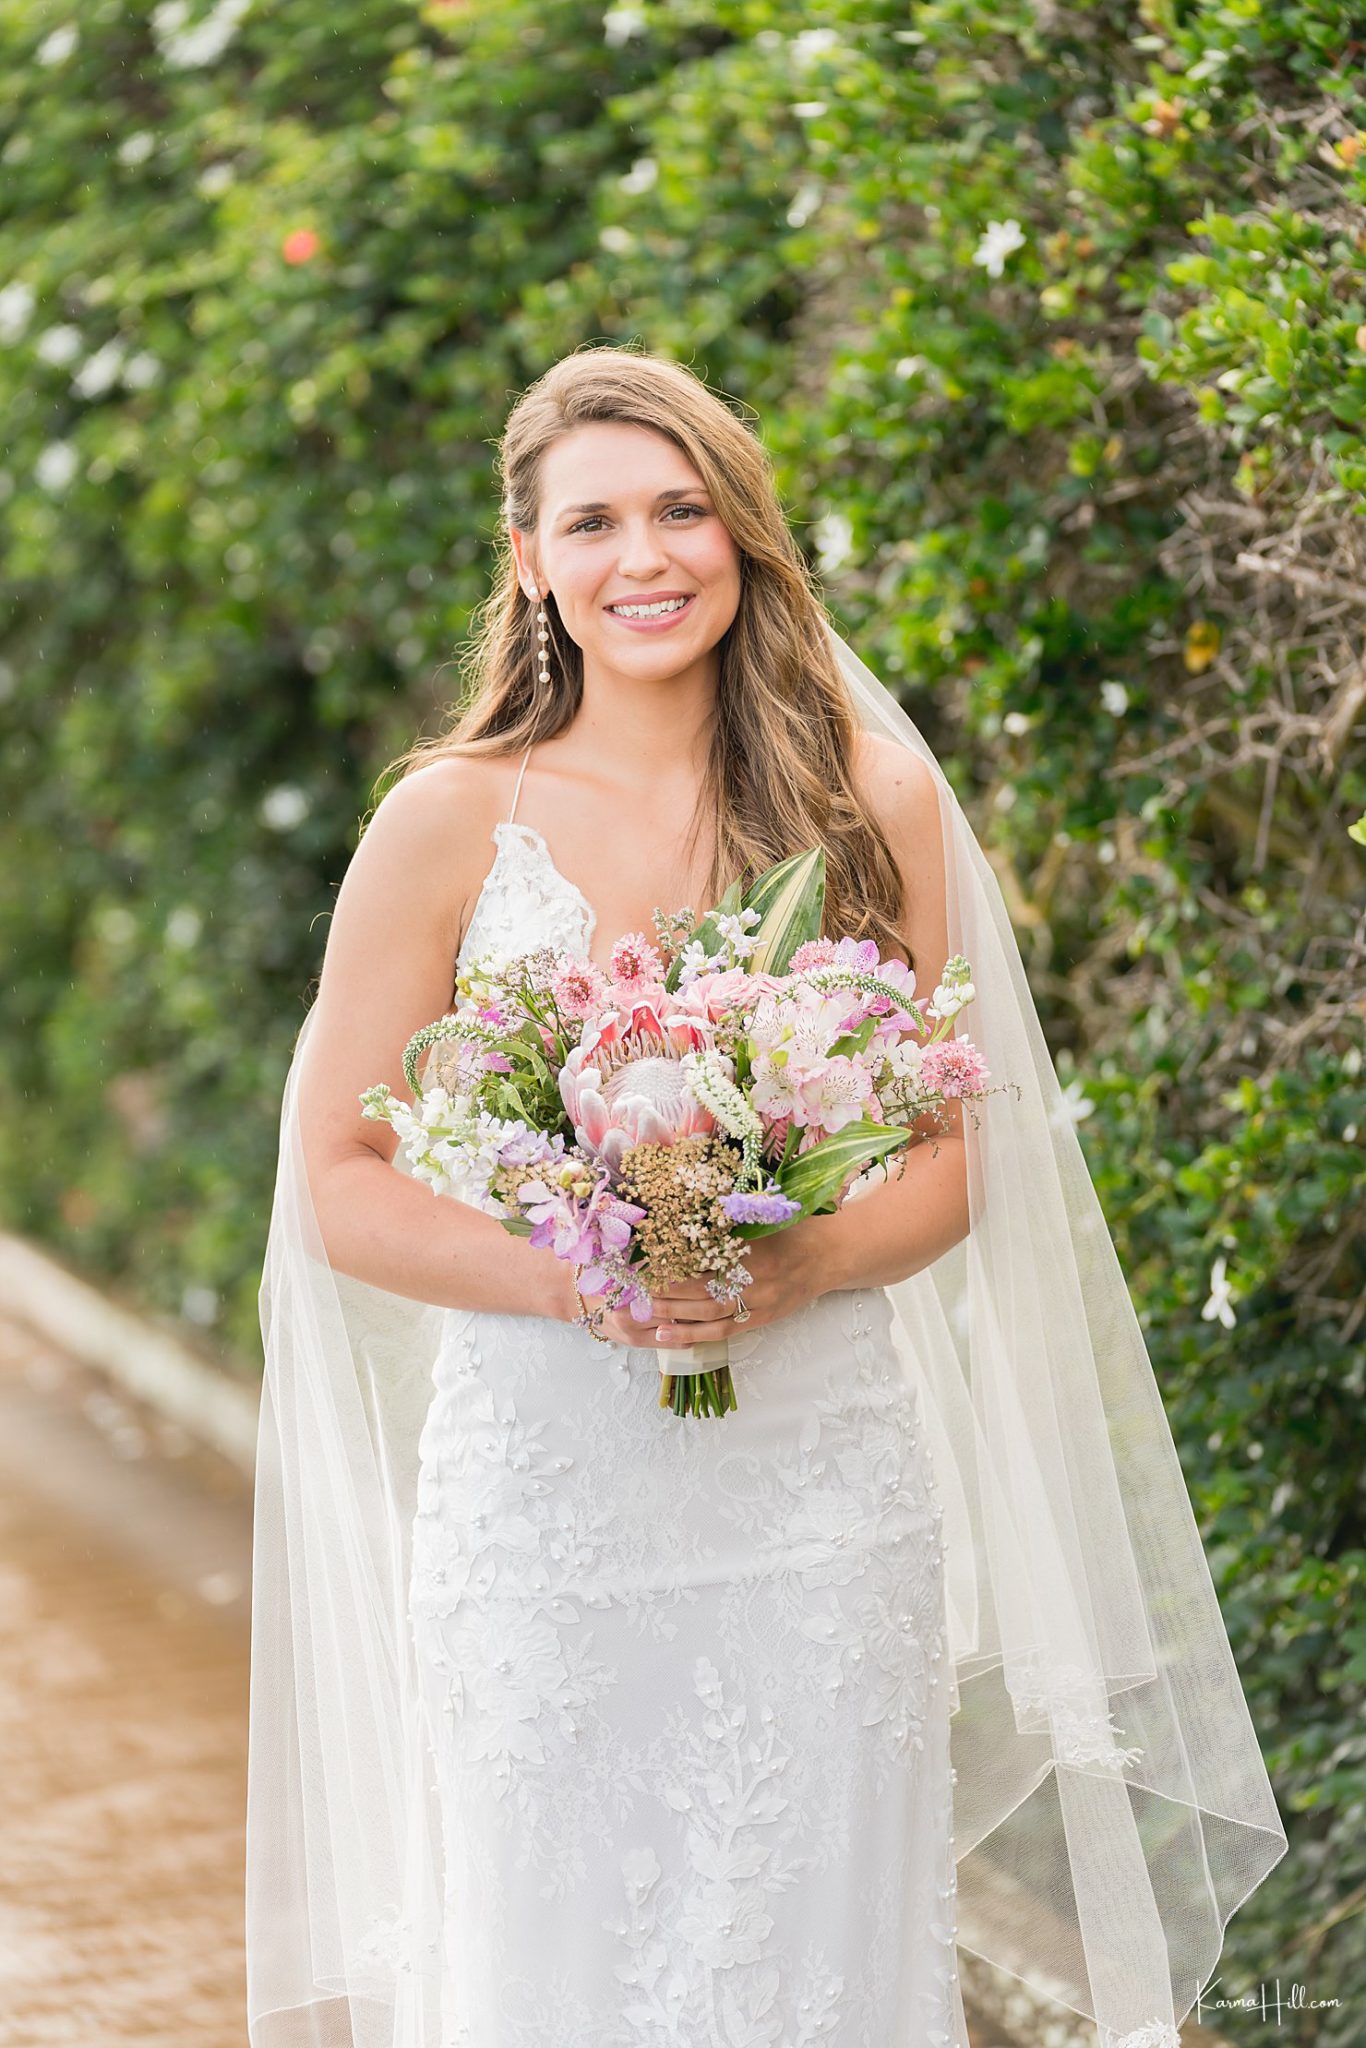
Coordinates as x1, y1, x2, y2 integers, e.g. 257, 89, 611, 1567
657, 1334, 736, 1418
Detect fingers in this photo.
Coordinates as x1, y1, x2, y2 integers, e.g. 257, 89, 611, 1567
654, 1314, 759, 1345
647, 1281, 715, 1307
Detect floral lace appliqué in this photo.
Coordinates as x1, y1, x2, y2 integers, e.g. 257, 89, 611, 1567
1102, 2023, 1181, 2048
1008, 1654, 1145, 1772
457, 820, 596, 981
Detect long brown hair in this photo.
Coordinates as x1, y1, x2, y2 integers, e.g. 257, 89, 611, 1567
378, 342, 912, 968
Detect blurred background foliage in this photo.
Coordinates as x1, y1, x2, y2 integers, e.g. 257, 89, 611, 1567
0, 0, 1361, 2028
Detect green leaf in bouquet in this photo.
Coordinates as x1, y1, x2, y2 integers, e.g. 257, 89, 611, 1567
492, 1081, 533, 1123
776, 1117, 910, 1216
740, 845, 826, 976
827, 1014, 879, 1058
512, 1024, 551, 1084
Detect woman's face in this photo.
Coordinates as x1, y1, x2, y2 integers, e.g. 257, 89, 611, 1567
510, 421, 742, 684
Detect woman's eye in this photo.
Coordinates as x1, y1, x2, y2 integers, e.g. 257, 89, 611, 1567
567, 505, 706, 535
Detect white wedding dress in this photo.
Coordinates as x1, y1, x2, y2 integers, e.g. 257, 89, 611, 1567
405, 746, 970, 2048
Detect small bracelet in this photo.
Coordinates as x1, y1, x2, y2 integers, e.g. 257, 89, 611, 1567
571, 1270, 612, 1346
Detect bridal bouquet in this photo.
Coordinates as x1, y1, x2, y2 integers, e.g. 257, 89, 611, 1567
360, 846, 994, 1418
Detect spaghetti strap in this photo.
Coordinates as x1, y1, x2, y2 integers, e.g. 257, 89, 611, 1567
506, 743, 533, 825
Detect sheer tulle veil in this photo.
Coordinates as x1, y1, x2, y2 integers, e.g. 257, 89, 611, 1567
246, 614, 1288, 2048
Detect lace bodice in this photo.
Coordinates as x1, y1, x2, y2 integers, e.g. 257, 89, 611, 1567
457, 819, 598, 979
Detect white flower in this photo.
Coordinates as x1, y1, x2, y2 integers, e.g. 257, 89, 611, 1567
792, 28, 840, 66
927, 979, 974, 1019
711, 907, 760, 962
813, 509, 853, 572
971, 217, 1027, 279
36, 324, 83, 366
260, 784, 310, 831
598, 224, 634, 255
1200, 1254, 1238, 1330
1057, 1076, 1095, 1124
37, 25, 79, 65
72, 339, 126, 398
154, 0, 253, 70
673, 937, 713, 985
676, 1878, 774, 1969
123, 350, 162, 389
618, 156, 657, 195
887, 1037, 925, 1080
602, 5, 646, 46
198, 161, 236, 197
166, 905, 202, 948
1100, 680, 1129, 717
35, 441, 79, 492
0, 281, 35, 345
118, 132, 156, 166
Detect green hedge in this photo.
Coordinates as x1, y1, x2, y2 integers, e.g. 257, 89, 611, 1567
1, 1, 1361, 2026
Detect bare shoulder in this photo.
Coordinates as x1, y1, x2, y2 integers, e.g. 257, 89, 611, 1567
849, 726, 952, 990
359, 750, 515, 933
851, 728, 942, 859
296, 748, 517, 1181
363, 750, 504, 856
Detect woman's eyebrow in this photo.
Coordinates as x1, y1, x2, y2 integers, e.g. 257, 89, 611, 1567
558, 486, 709, 517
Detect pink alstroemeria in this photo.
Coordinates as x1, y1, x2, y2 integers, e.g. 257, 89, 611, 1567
745, 981, 885, 1133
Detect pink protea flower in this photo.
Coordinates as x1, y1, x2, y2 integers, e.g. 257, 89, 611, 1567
585, 988, 709, 1061
920, 1037, 990, 1099
559, 1027, 719, 1176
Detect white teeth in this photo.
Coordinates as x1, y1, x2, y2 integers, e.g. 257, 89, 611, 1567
609, 596, 691, 618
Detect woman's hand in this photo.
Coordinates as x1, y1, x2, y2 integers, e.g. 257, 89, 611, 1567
638, 1212, 833, 1348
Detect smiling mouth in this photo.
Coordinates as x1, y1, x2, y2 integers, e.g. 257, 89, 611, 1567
605, 594, 697, 621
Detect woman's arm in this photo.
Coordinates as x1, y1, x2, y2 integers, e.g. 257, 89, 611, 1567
312, 1146, 573, 1318
811, 1134, 969, 1295
295, 756, 572, 1321
825, 732, 972, 1287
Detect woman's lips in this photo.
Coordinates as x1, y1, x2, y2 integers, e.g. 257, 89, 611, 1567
603, 593, 697, 633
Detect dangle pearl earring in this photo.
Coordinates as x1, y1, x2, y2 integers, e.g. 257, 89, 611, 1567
526, 580, 551, 689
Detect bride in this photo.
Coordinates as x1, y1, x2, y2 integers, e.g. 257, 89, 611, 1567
246, 345, 1286, 2048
